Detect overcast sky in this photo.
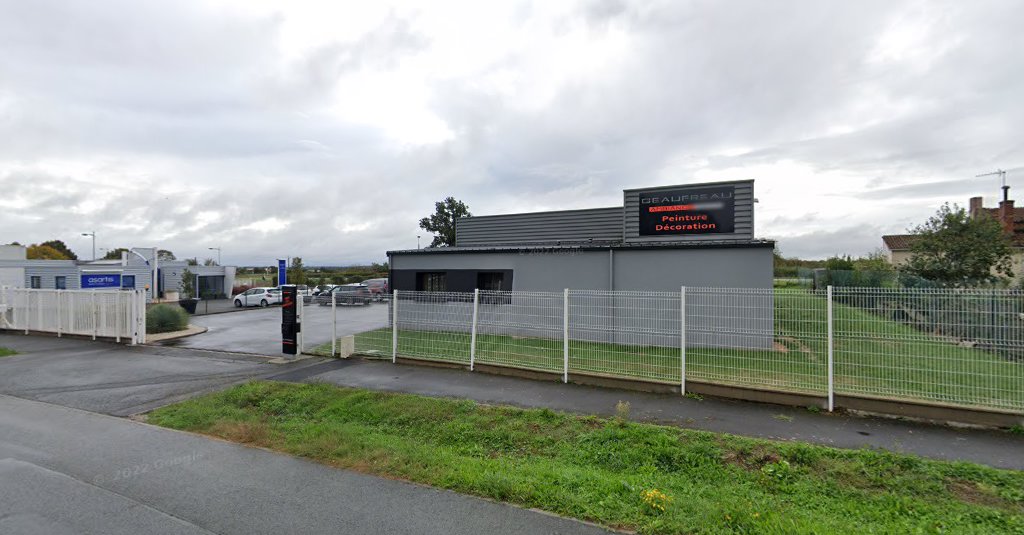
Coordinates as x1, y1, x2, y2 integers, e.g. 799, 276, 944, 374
1, 0, 1022, 265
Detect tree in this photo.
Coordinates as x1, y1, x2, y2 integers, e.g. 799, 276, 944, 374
102, 247, 130, 260
288, 257, 307, 285
901, 203, 1013, 287
186, 258, 199, 266
203, 257, 217, 266
180, 268, 195, 299
40, 240, 77, 260
824, 255, 855, 271
158, 249, 176, 261
26, 244, 70, 260
418, 197, 471, 247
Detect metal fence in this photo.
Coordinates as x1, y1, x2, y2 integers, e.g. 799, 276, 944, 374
0, 287, 147, 344
350, 287, 1024, 415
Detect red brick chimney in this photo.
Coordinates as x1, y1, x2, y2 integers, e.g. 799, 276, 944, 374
998, 186, 1015, 235
969, 196, 983, 219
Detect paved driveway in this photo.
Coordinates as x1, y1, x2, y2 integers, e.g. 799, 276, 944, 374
163, 302, 389, 356
0, 335, 318, 416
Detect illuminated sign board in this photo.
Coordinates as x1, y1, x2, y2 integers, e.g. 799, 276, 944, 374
638, 185, 735, 236
81, 274, 121, 289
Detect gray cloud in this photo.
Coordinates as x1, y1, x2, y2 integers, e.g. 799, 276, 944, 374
1, 0, 1022, 264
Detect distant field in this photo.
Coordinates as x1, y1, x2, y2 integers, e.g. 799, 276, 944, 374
333, 291, 1024, 412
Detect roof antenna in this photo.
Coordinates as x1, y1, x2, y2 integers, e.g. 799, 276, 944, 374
976, 169, 1008, 201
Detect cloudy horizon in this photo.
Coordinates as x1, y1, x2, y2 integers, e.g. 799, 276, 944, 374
2, 0, 1022, 265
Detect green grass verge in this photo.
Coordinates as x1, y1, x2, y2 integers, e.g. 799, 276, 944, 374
149, 381, 1024, 534
0, 347, 16, 357
338, 290, 1023, 410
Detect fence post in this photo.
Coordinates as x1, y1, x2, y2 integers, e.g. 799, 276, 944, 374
680, 286, 686, 396
563, 288, 569, 384
91, 292, 98, 341
331, 287, 337, 357
115, 292, 121, 344
827, 285, 834, 412
36, 291, 43, 333
391, 290, 398, 364
470, 288, 480, 371
56, 291, 63, 338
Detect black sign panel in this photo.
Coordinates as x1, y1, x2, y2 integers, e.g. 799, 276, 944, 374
281, 285, 300, 355
638, 185, 735, 236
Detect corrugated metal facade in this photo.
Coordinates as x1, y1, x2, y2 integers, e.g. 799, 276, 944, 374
455, 207, 623, 246
623, 180, 754, 243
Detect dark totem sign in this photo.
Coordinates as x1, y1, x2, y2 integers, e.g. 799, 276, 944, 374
638, 185, 736, 236
281, 285, 300, 355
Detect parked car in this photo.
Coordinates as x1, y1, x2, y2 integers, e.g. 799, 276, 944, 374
363, 278, 389, 301
317, 284, 373, 306
232, 287, 282, 307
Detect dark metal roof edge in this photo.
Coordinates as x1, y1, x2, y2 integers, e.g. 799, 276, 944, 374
621, 179, 754, 193
388, 239, 775, 256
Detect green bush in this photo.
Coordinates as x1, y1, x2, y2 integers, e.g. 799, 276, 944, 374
146, 304, 190, 334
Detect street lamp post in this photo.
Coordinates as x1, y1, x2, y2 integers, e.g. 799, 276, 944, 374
208, 247, 221, 265
81, 232, 96, 261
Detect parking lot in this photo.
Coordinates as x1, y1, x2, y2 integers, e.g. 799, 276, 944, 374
163, 300, 389, 356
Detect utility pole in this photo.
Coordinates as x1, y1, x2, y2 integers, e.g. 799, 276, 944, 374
208, 247, 221, 265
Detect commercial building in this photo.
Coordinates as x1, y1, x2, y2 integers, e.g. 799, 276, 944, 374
0, 245, 235, 302
388, 179, 773, 293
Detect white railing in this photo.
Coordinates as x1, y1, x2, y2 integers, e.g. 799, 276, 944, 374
340, 287, 1024, 415
0, 287, 146, 344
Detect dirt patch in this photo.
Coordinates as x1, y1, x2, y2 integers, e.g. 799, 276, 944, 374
720, 445, 781, 471
210, 420, 274, 445
947, 479, 1021, 512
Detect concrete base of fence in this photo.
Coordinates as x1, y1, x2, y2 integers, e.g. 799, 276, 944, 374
378, 354, 1023, 429
836, 395, 1024, 428
2, 329, 138, 345
394, 356, 468, 370
337, 336, 355, 358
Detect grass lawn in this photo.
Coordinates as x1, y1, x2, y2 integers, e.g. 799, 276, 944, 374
149, 381, 1024, 534
331, 290, 1023, 411
0, 347, 15, 357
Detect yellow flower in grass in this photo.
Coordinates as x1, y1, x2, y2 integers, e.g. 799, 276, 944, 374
641, 488, 672, 513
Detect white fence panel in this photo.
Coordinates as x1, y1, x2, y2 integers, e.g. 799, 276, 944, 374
0, 287, 145, 344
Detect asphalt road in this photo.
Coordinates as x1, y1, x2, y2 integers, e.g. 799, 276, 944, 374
164, 301, 389, 356
0, 394, 611, 535
299, 358, 1024, 471
0, 335, 313, 416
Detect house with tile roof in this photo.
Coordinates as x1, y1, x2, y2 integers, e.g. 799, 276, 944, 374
882, 186, 1024, 277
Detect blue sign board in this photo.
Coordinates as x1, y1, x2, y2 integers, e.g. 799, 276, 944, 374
278, 259, 287, 286
81, 274, 121, 289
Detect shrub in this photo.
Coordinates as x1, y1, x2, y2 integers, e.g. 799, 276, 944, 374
147, 304, 190, 334
231, 284, 253, 296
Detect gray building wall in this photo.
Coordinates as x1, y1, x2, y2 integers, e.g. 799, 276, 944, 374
389, 245, 773, 349
455, 207, 623, 247
0, 245, 27, 288
623, 180, 755, 243
390, 246, 772, 292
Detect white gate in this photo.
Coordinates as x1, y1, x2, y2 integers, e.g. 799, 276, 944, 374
0, 287, 146, 344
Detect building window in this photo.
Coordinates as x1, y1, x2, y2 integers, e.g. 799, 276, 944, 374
30, 276, 41, 289
416, 272, 447, 292
55, 276, 66, 290
477, 272, 504, 291
122, 275, 135, 289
